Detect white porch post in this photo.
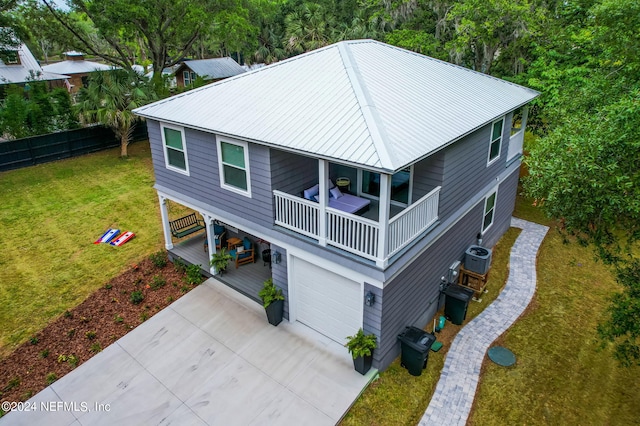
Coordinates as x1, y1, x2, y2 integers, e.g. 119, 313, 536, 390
376, 173, 391, 268
203, 214, 216, 275
521, 106, 530, 131
318, 159, 328, 246
158, 194, 173, 250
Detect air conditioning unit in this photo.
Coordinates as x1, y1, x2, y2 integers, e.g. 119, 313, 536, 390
464, 246, 492, 275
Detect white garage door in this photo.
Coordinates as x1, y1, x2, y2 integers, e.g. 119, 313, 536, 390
293, 257, 362, 344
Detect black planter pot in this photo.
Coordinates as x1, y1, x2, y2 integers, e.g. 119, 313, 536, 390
264, 299, 284, 326
353, 354, 373, 375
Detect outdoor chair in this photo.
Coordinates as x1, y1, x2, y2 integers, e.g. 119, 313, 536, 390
229, 237, 254, 268
203, 223, 227, 252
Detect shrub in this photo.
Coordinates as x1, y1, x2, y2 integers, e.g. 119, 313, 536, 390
184, 264, 203, 285
114, 314, 124, 323
90, 342, 102, 353
149, 251, 167, 268
29, 335, 38, 345
130, 290, 144, 305
140, 311, 149, 322
45, 373, 57, 385
3, 377, 20, 392
150, 275, 166, 290
64, 310, 72, 319
39, 349, 49, 359
173, 257, 187, 273
85, 331, 97, 340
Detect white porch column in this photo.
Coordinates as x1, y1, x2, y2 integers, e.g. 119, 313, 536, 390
158, 194, 173, 250
521, 106, 530, 131
203, 214, 216, 275
318, 159, 328, 246
376, 173, 391, 268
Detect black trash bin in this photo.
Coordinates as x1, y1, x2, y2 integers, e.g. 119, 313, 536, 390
397, 326, 436, 376
444, 284, 474, 325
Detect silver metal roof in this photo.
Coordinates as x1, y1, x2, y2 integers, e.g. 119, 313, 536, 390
42, 60, 114, 75
178, 57, 246, 80
135, 40, 539, 172
0, 43, 70, 84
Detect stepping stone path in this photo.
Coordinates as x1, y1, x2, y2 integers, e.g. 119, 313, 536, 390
420, 217, 549, 426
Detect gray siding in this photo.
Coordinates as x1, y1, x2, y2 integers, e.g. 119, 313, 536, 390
271, 244, 289, 320
148, 119, 273, 228
270, 149, 317, 195
480, 168, 519, 249
439, 118, 511, 220
412, 151, 444, 200
363, 282, 382, 342
376, 203, 483, 369
374, 167, 520, 370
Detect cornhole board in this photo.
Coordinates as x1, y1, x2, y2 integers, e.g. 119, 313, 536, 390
110, 231, 135, 246
94, 229, 120, 244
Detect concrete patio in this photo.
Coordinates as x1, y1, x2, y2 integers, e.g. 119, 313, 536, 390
1, 279, 376, 425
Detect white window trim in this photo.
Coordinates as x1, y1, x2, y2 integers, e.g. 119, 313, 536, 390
481, 187, 498, 234
183, 70, 191, 85
356, 166, 413, 207
160, 123, 190, 176
487, 117, 505, 166
216, 137, 252, 198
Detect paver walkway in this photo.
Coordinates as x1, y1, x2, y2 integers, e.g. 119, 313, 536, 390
420, 217, 549, 425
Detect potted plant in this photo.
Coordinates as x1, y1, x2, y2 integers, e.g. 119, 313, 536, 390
210, 248, 232, 275
345, 328, 377, 375
258, 278, 285, 326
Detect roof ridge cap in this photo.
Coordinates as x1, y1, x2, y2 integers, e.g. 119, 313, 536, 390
337, 42, 397, 170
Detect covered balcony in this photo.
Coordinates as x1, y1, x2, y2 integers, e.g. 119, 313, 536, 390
273, 159, 441, 268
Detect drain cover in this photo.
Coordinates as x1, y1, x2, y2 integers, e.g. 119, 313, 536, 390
488, 346, 516, 367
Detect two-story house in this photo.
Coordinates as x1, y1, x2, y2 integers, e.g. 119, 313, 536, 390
134, 40, 538, 371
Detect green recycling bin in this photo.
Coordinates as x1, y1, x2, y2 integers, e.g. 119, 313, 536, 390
397, 326, 436, 376
444, 284, 474, 325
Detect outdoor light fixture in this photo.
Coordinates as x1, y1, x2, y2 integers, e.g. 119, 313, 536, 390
365, 291, 376, 306
271, 251, 282, 265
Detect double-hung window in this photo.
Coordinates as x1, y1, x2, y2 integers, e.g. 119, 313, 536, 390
482, 190, 497, 232
487, 117, 504, 165
217, 138, 251, 197
161, 124, 189, 175
183, 71, 197, 86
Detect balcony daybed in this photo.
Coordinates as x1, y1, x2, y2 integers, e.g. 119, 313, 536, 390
303, 182, 370, 215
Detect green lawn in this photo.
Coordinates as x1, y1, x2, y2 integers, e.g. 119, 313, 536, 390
469, 198, 640, 424
0, 142, 163, 358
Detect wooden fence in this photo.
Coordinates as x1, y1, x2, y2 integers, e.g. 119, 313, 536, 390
0, 124, 148, 172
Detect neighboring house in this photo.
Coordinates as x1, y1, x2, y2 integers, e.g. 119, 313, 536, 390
0, 42, 69, 93
145, 65, 178, 89
42, 51, 114, 94
133, 40, 538, 371
174, 57, 245, 88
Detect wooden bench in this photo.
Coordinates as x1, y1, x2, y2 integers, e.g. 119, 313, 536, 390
169, 213, 205, 239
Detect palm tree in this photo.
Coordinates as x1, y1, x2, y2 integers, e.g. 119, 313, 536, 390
77, 69, 157, 157
284, 3, 338, 55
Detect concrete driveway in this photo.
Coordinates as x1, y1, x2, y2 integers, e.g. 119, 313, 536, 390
2, 279, 375, 425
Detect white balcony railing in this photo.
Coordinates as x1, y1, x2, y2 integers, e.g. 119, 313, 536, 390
326, 208, 380, 261
274, 191, 319, 239
507, 129, 524, 162
273, 187, 440, 264
387, 186, 441, 257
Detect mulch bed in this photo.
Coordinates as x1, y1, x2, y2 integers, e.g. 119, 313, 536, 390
0, 252, 200, 412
